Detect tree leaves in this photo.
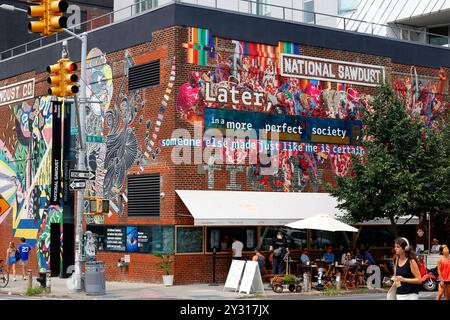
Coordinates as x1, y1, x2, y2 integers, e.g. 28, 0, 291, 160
328, 85, 450, 234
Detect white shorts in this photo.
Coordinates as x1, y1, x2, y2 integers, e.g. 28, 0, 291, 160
396, 293, 419, 300
18, 260, 29, 266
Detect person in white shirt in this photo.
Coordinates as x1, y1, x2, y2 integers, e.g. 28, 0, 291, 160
232, 237, 244, 260
431, 239, 441, 254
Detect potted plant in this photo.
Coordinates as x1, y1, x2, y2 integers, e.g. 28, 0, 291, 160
154, 252, 176, 286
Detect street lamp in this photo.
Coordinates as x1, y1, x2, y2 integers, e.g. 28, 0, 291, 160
0, 3, 88, 292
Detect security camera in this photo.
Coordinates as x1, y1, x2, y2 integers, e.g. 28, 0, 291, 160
160, 192, 165, 198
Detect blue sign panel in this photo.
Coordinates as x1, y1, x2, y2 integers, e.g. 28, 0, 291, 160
204, 108, 362, 146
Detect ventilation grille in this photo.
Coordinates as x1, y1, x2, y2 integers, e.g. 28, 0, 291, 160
127, 173, 160, 216
128, 60, 160, 91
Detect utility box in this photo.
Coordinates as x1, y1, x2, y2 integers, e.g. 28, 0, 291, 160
85, 261, 106, 295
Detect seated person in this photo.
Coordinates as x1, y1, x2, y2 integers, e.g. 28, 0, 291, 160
343, 252, 357, 269
363, 246, 376, 266
353, 248, 364, 263
300, 247, 310, 265
322, 246, 335, 264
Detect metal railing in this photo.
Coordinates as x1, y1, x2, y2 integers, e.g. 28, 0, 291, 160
1, 0, 448, 62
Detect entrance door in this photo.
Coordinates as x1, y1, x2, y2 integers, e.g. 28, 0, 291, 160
50, 223, 61, 277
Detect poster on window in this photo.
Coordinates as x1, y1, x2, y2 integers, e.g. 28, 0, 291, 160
210, 230, 220, 250
137, 226, 151, 253
246, 229, 255, 249
126, 226, 139, 252
105, 226, 126, 251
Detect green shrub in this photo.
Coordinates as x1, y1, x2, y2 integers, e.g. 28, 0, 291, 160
322, 286, 341, 296
26, 286, 45, 296
281, 274, 299, 284
154, 253, 176, 275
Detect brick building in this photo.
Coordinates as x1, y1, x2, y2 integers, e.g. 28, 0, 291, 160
0, 3, 448, 284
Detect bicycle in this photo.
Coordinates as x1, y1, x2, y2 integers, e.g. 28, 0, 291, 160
0, 259, 9, 288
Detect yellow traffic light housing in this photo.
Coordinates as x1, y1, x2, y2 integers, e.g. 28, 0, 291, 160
28, 0, 69, 36
47, 62, 62, 96
84, 197, 109, 215
48, 0, 69, 32
47, 58, 79, 97
62, 60, 79, 95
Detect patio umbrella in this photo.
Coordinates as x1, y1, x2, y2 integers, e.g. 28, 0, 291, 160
286, 213, 358, 232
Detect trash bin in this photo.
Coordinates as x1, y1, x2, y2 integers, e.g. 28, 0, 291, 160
85, 261, 105, 295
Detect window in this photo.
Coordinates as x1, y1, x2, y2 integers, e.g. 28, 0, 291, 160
260, 226, 306, 251
128, 60, 160, 91
303, 0, 315, 23
86, 224, 174, 253
338, 0, 358, 15
176, 226, 203, 253
134, 0, 158, 14
356, 226, 415, 249
127, 173, 160, 216
250, 0, 271, 16
309, 230, 353, 250
205, 227, 258, 252
428, 26, 449, 47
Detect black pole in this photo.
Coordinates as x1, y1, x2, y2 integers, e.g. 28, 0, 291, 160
209, 247, 218, 286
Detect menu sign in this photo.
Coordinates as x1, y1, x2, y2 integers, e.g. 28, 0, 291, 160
105, 227, 126, 251
281, 54, 385, 87
137, 226, 151, 253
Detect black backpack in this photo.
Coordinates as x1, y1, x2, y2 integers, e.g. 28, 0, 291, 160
15, 250, 21, 261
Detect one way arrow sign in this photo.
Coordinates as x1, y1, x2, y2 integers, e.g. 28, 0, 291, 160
70, 180, 86, 190
70, 170, 96, 180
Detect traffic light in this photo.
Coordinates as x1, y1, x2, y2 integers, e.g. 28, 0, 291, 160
62, 59, 79, 95
28, 0, 69, 36
84, 197, 109, 215
47, 58, 79, 97
47, 61, 62, 96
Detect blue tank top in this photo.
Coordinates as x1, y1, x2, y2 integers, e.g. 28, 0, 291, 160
396, 259, 419, 295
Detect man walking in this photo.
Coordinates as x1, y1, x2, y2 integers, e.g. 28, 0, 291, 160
17, 237, 32, 280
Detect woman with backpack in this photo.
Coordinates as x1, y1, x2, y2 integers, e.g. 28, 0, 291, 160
5, 241, 18, 281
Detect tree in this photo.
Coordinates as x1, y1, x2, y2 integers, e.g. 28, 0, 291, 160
328, 85, 450, 238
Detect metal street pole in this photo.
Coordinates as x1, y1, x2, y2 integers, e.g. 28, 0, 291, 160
0, 4, 27, 13
63, 28, 88, 291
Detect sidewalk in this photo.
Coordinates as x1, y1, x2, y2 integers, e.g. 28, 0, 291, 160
0, 275, 322, 300
0, 276, 386, 300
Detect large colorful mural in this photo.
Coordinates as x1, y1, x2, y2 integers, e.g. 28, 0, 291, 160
175, 27, 449, 192
0, 96, 63, 269
99, 51, 176, 216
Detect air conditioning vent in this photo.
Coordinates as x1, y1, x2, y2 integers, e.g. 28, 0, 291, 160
127, 173, 160, 216
128, 60, 160, 91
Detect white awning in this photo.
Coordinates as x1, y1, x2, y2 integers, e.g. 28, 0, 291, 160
354, 215, 420, 226
175, 190, 345, 226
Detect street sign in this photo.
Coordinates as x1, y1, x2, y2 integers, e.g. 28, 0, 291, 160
0, 193, 11, 217
86, 136, 103, 143
70, 169, 95, 180
70, 180, 86, 190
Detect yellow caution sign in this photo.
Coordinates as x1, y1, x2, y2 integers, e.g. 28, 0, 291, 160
0, 194, 11, 217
